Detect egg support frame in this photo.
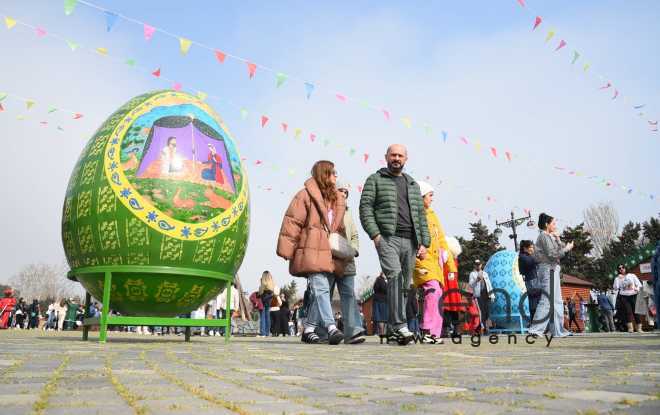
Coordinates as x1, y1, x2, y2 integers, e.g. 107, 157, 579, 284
69, 265, 233, 343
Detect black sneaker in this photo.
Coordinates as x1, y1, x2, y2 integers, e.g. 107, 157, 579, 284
347, 332, 366, 345
328, 329, 344, 345
301, 331, 320, 344
388, 327, 414, 345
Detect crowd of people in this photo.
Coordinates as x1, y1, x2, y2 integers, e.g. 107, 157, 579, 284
0, 290, 86, 331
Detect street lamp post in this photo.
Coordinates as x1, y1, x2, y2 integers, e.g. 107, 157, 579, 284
494, 211, 535, 251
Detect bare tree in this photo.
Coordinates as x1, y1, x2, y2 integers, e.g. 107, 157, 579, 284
583, 203, 619, 258
9, 262, 82, 301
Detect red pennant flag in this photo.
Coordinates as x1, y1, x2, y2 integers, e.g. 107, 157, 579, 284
309, 133, 316, 142
73, 113, 83, 119
172, 82, 182, 91
382, 109, 390, 121
260, 115, 269, 127
35, 27, 47, 37
0, 103, 3, 112
555, 40, 567, 51
152, 68, 161, 77
517, 0, 526, 7
460, 136, 469, 144
215, 50, 226, 63
143, 24, 156, 41
247, 62, 257, 79
255, 160, 263, 165
281, 123, 288, 132
599, 82, 612, 90
486, 196, 492, 202
490, 147, 497, 157
533, 16, 542, 30
363, 153, 369, 163
505, 151, 512, 161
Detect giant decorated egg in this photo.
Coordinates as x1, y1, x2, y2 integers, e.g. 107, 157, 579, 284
484, 250, 529, 331
61, 90, 249, 316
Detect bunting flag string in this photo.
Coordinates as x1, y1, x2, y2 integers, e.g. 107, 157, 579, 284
513, 0, 657, 134
3, 10, 656, 203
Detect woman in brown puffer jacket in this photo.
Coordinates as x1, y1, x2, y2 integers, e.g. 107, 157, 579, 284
277, 160, 347, 344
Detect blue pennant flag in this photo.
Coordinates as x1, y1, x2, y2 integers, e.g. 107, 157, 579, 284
304, 82, 315, 99
105, 11, 119, 32
441, 130, 448, 143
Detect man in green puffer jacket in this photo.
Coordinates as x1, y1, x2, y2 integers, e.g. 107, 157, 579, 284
359, 144, 430, 345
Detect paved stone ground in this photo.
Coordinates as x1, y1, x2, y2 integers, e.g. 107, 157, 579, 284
1, 330, 659, 414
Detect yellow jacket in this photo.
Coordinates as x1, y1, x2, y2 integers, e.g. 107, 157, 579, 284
413, 208, 457, 288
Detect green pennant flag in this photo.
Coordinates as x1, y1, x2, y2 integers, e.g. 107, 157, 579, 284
359, 100, 369, 109
323, 138, 330, 147
423, 124, 432, 135
240, 109, 248, 120
0, 93, 7, 101
64, 0, 77, 16
349, 148, 356, 156
48, 106, 58, 113
66, 40, 79, 51
125, 58, 136, 66
571, 51, 580, 65
275, 72, 287, 88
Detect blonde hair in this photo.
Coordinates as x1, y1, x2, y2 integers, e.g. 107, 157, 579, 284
259, 271, 275, 295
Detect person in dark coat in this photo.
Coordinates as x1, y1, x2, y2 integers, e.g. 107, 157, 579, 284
406, 285, 420, 335
518, 240, 540, 326
27, 299, 40, 329
372, 273, 388, 337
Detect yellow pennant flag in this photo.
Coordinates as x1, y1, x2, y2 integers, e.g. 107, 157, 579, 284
545, 30, 555, 42
474, 140, 482, 152
5, 17, 17, 29
16, 115, 25, 120
583, 63, 591, 72
294, 128, 302, 139
401, 117, 412, 129
96, 47, 108, 56
26, 100, 35, 110
196, 91, 207, 101
179, 37, 192, 55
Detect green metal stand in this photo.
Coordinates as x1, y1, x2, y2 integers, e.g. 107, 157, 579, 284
72, 267, 232, 343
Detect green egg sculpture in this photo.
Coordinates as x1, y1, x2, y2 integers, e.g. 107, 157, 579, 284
62, 90, 249, 317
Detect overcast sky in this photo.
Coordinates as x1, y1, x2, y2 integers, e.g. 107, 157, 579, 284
1, 0, 659, 295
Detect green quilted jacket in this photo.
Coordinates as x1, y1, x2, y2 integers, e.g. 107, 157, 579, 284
359, 168, 430, 248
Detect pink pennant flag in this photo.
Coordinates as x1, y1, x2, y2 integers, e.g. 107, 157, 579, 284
255, 160, 263, 165
35, 27, 47, 37
143, 24, 156, 41
490, 147, 497, 157
73, 113, 83, 119
523, 208, 530, 215
599, 82, 612, 90
505, 151, 512, 161
363, 153, 369, 163
281, 123, 288, 133
382, 109, 390, 121
460, 136, 469, 144
379, 160, 386, 166
215, 50, 226, 63
309, 133, 316, 142
0, 103, 3, 112
357, 185, 363, 193
612, 89, 619, 100
151, 68, 161, 77
517, 0, 526, 7
172, 82, 182, 91
533, 16, 542, 30
247, 62, 257, 79
260, 115, 269, 127
569, 171, 575, 175
555, 39, 567, 51
336, 94, 347, 102
40, 121, 48, 126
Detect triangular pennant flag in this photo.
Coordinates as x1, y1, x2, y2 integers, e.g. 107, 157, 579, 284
73, 113, 83, 119
255, 160, 262, 165
66, 40, 79, 51
359, 100, 370, 109
196, 91, 207, 101
336, 94, 347, 102
143, 24, 156, 41
172, 82, 182, 91
583, 63, 591, 72
633, 104, 645, 109
275, 73, 287, 88
555, 39, 567, 51
474, 141, 482, 151
612, 89, 619, 100
247, 62, 257, 79
36, 27, 47, 37
423, 124, 432, 135
349, 148, 356, 155
0, 93, 6, 101
323, 138, 330, 146
152, 67, 161, 77
240, 109, 248, 119
304, 82, 315, 99
571, 51, 580, 64
26, 100, 35, 110
441, 130, 448, 143
260, 115, 269, 128
357, 185, 363, 193
57, 126, 64, 131
363, 153, 369, 163
505, 151, 512, 162
460, 136, 469, 144
179, 37, 192, 55
401, 117, 412, 128
125, 58, 136, 66
288, 169, 296, 176
599, 82, 611, 90
48, 106, 57, 113
4, 17, 17, 29
281, 123, 288, 133
0, 103, 4, 112
545, 30, 555, 42
104, 11, 118, 32
294, 128, 302, 139
96, 47, 108, 56
309, 133, 316, 142
214, 50, 226, 63
16, 115, 25, 120
533, 16, 542, 30
382, 109, 390, 121
64, 0, 77, 15
490, 147, 497, 157
517, 0, 526, 7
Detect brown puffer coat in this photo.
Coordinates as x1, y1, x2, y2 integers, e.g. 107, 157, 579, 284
276, 178, 347, 277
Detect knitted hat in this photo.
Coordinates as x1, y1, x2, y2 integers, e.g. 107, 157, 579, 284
417, 181, 433, 197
